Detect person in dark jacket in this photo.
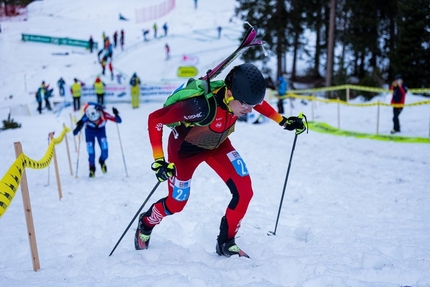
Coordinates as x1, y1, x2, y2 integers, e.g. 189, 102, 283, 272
89, 36, 94, 53
389, 74, 408, 134
162, 22, 168, 37
57, 77, 66, 96
120, 29, 125, 51
35, 81, 52, 113
277, 76, 287, 114
35, 84, 43, 114
113, 31, 118, 48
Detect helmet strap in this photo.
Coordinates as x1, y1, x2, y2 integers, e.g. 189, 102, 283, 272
223, 95, 234, 113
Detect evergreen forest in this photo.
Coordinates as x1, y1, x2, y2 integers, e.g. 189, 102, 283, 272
235, 0, 430, 96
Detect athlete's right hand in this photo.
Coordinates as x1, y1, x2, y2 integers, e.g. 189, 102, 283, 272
151, 158, 176, 182
73, 120, 83, 136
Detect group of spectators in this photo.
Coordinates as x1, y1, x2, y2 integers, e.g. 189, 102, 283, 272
35, 72, 142, 114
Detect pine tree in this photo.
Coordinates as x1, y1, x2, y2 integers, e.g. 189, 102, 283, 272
392, 0, 430, 88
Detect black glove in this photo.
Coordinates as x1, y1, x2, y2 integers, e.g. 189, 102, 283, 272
151, 159, 176, 182
73, 120, 84, 136
112, 107, 119, 116
279, 116, 306, 135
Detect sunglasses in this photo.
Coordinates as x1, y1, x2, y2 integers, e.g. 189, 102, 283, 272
239, 101, 255, 109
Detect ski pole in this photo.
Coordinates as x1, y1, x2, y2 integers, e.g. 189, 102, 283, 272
109, 181, 161, 256
116, 123, 128, 177
268, 133, 299, 236
268, 113, 307, 236
75, 133, 81, 178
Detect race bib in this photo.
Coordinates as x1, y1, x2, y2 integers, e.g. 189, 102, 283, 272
227, 150, 249, 177
172, 179, 191, 202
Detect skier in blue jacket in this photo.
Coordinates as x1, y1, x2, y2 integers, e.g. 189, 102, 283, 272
73, 102, 122, 177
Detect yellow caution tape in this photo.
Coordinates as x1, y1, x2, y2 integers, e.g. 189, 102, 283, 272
271, 90, 430, 108
308, 122, 430, 143
0, 126, 70, 217
275, 84, 430, 95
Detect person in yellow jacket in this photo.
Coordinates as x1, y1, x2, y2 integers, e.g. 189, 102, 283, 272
129, 72, 141, 108
70, 78, 84, 111
93, 76, 106, 106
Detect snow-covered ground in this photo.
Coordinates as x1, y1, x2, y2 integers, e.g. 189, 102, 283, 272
1, 0, 430, 286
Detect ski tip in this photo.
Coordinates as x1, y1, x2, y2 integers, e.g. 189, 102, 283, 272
238, 249, 250, 258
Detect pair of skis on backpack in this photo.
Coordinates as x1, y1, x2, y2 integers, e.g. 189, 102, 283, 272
201, 22, 265, 81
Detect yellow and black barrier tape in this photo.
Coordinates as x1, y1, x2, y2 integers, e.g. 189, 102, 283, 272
273, 84, 430, 95
308, 121, 430, 144
272, 90, 430, 108
0, 126, 70, 218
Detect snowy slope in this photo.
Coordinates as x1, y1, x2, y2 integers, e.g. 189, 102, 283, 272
1, 1, 430, 287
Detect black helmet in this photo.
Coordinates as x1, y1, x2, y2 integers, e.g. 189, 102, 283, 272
225, 63, 266, 105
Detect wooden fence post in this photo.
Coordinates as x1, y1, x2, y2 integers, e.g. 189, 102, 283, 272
14, 142, 41, 272
69, 113, 77, 152
49, 132, 63, 200
63, 123, 73, 176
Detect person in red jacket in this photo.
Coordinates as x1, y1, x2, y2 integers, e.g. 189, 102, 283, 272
389, 74, 408, 134
134, 63, 306, 258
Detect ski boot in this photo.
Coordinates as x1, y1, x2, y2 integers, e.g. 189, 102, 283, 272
216, 216, 249, 258
99, 158, 107, 174
89, 165, 96, 178
134, 214, 152, 250
216, 238, 249, 258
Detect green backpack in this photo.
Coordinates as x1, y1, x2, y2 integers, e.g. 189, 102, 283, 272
164, 79, 225, 127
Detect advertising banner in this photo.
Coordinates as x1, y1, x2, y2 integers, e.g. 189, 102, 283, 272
22, 34, 98, 50
75, 83, 181, 103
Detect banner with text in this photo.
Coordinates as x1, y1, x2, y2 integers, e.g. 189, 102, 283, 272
67, 83, 182, 103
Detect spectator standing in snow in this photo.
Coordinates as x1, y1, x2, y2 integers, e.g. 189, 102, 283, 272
153, 23, 158, 39
113, 31, 118, 48
38, 81, 52, 112
93, 76, 106, 106
35, 82, 44, 114
116, 73, 123, 84
129, 72, 141, 109
98, 49, 107, 75
71, 78, 83, 112
57, 77, 66, 97
120, 29, 124, 51
133, 63, 306, 258
217, 26, 222, 38
88, 36, 94, 53
163, 22, 168, 37
389, 74, 408, 134
165, 43, 170, 60
72, 102, 122, 178
265, 76, 276, 90
143, 29, 149, 41
277, 76, 287, 114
